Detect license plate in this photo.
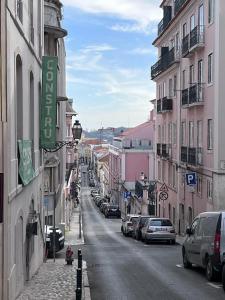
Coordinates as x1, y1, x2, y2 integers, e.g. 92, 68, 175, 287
155, 228, 167, 232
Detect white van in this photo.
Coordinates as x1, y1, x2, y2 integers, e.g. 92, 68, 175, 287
182, 211, 225, 284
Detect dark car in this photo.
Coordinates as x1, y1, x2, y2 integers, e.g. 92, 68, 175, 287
105, 205, 121, 218
45, 226, 65, 255
89, 180, 95, 187
133, 215, 151, 240
100, 202, 108, 213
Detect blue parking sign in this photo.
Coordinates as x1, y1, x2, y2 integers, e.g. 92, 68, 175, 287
185, 173, 196, 186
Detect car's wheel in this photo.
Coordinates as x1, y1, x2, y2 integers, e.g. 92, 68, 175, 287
222, 265, 225, 291
183, 249, 192, 269
206, 257, 217, 281
121, 226, 123, 233
137, 231, 141, 241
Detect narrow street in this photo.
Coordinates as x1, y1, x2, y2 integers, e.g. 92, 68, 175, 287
80, 168, 224, 300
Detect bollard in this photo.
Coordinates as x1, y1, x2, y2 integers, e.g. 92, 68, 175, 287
78, 249, 82, 269
76, 268, 82, 300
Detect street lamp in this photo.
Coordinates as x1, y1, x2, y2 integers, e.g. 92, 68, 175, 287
42, 120, 82, 152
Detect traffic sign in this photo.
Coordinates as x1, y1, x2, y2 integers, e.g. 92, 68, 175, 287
124, 191, 131, 199
159, 191, 168, 201
160, 183, 168, 192
185, 172, 196, 186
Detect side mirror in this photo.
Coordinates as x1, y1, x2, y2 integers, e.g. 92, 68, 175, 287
186, 227, 192, 235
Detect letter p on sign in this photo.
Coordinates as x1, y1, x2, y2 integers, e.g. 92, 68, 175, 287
185, 173, 196, 186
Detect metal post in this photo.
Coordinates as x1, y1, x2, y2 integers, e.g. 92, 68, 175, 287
79, 207, 81, 239
76, 268, 82, 300
78, 249, 82, 269
53, 192, 56, 262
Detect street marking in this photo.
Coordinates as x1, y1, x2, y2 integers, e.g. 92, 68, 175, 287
176, 264, 183, 268
207, 283, 222, 289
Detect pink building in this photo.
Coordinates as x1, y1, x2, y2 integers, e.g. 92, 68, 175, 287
152, 0, 225, 234
113, 115, 155, 215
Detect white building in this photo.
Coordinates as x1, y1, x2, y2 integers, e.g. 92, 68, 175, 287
5, 1, 45, 299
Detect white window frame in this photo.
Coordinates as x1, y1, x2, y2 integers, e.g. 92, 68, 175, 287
208, 0, 214, 24
207, 119, 213, 150
189, 121, 194, 147
208, 53, 213, 84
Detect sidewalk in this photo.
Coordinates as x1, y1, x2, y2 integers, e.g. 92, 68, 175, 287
16, 205, 91, 300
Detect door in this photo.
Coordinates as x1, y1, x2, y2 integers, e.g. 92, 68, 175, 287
186, 218, 200, 264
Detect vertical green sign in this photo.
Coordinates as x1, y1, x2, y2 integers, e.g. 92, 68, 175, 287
18, 140, 35, 185
41, 56, 58, 149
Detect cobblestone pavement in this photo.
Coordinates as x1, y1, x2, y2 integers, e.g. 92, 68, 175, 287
17, 259, 90, 300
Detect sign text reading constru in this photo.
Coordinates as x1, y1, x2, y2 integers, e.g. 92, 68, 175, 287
40, 56, 58, 149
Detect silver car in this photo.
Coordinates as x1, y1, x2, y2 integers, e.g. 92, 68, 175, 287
141, 218, 176, 244
121, 214, 139, 236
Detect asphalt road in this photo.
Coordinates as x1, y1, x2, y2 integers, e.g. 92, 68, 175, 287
80, 167, 225, 300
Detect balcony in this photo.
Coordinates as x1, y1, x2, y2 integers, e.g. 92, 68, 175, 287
151, 47, 179, 80
157, 143, 161, 156
44, 0, 67, 38
174, 0, 188, 15
181, 147, 203, 165
181, 146, 188, 163
181, 88, 189, 106
182, 34, 189, 57
182, 84, 204, 108
158, 7, 172, 36
162, 97, 173, 112
157, 99, 162, 114
162, 144, 168, 158
182, 26, 205, 57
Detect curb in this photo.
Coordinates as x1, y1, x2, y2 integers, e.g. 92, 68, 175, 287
83, 261, 91, 300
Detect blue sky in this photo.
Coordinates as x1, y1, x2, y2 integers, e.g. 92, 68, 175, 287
62, 0, 162, 130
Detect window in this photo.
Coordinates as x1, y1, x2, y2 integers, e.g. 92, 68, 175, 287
169, 78, 173, 97
56, 102, 60, 126
208, 0, 214, 24
190, 218, 199, 235
162, 82, 166, 97
182, 70, 186, 89
16, 0, 23, 23
170, 39, 175, 50
207, 180, 213, 199
29, 0, 34, 44
190, 14, 195, 31
207, 119, 213, 150
199, 4, 204, 28
189, 121, 194, 147
175, 33, 179, 52
208, 53, 213, 84
162, 124, 165, 143
173, 75, 177, 96
173, 123, 177, 145
198, 60, 203, 83
197, 120, 202, 147
197, 175, 202, 195
168, 163, 172, 186
189, 65, 194, 84
158, 84, 161, 99
16, 55, 23, 141
158, 125, 161, 142
172, 164, 176, 188
162, 161, 165, 182
168, 123, 172, 144
29, 72, 34, 168
183, 23, 187, 38
181, 121, 186, 146
158, 161, 161, 181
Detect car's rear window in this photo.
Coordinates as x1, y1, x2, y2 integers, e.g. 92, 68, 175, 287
109, 205, 118, 209
150, 219, 172, 226
130, 217, 138, 222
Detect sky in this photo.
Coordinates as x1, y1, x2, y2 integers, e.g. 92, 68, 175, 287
62, 0, 162, 131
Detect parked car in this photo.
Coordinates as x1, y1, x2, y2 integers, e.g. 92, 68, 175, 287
45, 226, 65, 254
121, 214, 139, 236
141, 218, 176, 244
133, 215, 151, 240
91, 189, 99, 197
182, 211, 225, 282
89, 181, 95, 187
100, 202, 109, 213
105, 205, 121, 218
94, 195, 101, 204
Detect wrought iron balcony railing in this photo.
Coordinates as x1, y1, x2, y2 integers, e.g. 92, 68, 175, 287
151, 47, 177, 79
182, 34, 189, 57
158, 7, 172, 36
162, 97, 173, 112
189, 83, 204, 105
190, 26, 205, 49
181, 146, 188, 163
181, 88, 189, 106
188, 147, 196, 165
157, 143, 161, 156
157, 99, 162, 114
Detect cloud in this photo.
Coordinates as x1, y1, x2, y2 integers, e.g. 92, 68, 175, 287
129, 47, 157, 55
63, 0, 162, 33
82, 44, 116, 53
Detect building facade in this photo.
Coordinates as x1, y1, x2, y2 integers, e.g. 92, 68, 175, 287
43, 0, 67, 229
152, 0, 225, 234
113, 119, 155, 216
0, 1, 7, 299
5, 0, 45, 299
